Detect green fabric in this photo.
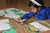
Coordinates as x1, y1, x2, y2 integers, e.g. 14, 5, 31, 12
2, 23, 16, 33
3, 9, 25, 17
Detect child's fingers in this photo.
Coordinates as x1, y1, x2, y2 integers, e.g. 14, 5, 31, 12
15, 18, 22, 22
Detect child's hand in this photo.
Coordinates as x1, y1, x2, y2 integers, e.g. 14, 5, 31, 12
26, 17, 36, 23
29, 17, 36, 21
15, 18, 25, 25
15, 18, 23, 22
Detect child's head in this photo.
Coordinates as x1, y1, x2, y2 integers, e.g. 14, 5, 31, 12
29, 0, 44, 13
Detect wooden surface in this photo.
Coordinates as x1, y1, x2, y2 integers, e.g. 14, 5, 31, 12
0, 17, 32, 33
0, 0, 50, 11
9, 18, 32, 33
0, 17, 50, 33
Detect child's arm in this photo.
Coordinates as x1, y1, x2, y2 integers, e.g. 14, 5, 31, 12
26, 16, 50, 23
21, 12, 35, 20
15, 12, 35, 24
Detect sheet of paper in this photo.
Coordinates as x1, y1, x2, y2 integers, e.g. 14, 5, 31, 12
0, 23, 10, 31
0, 10, 4, 16
0, 10, 4, 13
0, 19, 10, 31
29, 22, 50, 31
4, 13, 20, 19
0, 19, 9, 23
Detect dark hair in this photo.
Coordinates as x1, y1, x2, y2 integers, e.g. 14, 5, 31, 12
29, 0, 44, 8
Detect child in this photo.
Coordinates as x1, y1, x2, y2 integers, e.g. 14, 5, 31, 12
16, 0, 50, 23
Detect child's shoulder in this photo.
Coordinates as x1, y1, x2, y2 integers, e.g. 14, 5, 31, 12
45, 7, 50, 10
44, 7, 50, 13
42, 7, 50, 12
39, 7, 50, 13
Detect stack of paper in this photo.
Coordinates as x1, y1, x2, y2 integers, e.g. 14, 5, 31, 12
0, 19, 10, 31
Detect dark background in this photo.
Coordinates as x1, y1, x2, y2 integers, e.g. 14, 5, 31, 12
0, 0, 50, 11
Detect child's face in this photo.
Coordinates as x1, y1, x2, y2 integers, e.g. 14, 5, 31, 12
30, 6, 38, 13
